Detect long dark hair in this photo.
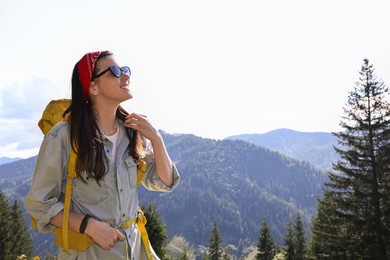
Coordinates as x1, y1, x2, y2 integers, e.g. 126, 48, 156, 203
65, 51, 143, 182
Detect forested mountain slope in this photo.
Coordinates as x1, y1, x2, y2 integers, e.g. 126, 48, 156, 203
0, 131, 327, 257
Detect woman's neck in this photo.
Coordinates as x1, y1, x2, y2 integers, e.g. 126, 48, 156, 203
93, 103, 118, 136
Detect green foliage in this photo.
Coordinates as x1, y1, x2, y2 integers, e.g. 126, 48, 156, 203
222, 248, 231, 260
283, 218, 294, 260
201, 252, 209, 260
0, 191, 13, 259
0, 158, 58, 258
293, 214, 307, 259
11, 201, 34, 258
273, 252, 286, 260
142, 203, 170, 260
283, 214, 308, 260
177, 248, 190, 260
208, 222, 223, 260
256, 218, 275, 260
310, 191, 349, 258
0, 192, 33, 260
311, 59, 390, 259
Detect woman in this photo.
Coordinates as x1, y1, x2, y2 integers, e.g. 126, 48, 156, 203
24, 51, 180, 259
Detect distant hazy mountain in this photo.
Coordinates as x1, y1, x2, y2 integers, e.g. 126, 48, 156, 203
226, 128, 338, 171
0, 131, 328, 258
0, 157, 22, 165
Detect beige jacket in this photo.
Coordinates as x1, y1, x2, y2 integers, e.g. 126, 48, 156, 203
24, 121, 180, 260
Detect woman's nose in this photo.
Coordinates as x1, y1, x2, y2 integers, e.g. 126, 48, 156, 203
121, 72, 130, 80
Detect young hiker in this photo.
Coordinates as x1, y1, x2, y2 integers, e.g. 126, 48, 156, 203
24, 50, 180, 259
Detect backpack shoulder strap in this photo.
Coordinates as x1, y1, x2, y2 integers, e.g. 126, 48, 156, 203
62, 146, 77, 252
136, 159, 147, 186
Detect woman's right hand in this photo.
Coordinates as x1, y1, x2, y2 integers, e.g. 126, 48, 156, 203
85, 218, 125, 250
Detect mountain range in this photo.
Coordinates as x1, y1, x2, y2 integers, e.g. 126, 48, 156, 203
226, 128, 339, 171
0, 156, 22, 166
0, 129, 335, 258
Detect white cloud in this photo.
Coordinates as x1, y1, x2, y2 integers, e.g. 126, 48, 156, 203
0, 117, 42, 158
0, 143, 39, 159
0, 78, 60, 119
0, 78, 60, 158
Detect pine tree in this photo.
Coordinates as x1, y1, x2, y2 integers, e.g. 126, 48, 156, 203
256, 218, 275, 260
311, 191, 350, 258
208, 222, 223, 260
222, 248, 231, 260
283, 218, 294, 260
283, 214, 308, 259
142, 203, 170, 260
311, 59, 390, 259
10, 200, 34, 259
294, 213, 307, 259
0, 191, 13, 260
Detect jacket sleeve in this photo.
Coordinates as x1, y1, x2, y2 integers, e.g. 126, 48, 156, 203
24, 125, 68, 232
141, 141, 180, 192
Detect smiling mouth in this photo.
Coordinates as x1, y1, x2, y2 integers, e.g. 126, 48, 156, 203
120, 85, 129, 89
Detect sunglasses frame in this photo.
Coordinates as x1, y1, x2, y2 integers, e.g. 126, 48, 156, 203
93, 66, 131, 79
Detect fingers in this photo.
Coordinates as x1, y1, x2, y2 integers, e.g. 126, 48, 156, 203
126, 113, 147, 121
106, 238, 117, 250
105, 229, 126, 250
124, 113, 160, 142
116, 229, 126, 241
124, 113, 146, 128
94, 226, 122, 250
129, 112, 147, 118
110, 237, 117, 247
89, 220, 126, 250
124, 113, 151, 132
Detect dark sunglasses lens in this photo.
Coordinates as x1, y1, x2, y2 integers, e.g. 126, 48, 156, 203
122, 66, 131, 76
109, 66, 122, 77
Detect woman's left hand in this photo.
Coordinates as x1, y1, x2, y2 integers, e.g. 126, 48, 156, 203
124, 113, 160, 142
124, 113, 174, 186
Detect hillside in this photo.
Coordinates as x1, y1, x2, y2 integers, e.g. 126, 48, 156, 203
0, 157, 22, 166
0, 132, 328, 258
0, 156, 57, 256
226, 128, 338, 171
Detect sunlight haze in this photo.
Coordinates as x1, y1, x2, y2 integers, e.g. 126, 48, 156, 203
1, 0, 390, 158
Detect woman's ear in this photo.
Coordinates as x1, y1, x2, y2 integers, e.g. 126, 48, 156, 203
89, 81, 99, 96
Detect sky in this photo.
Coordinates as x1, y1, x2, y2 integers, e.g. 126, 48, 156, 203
1, 0, 390, 158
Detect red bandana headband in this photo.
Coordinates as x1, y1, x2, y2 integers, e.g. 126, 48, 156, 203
77, 51, 104, 99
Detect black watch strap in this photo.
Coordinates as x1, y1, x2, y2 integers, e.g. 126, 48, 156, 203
79, 214, 91, 234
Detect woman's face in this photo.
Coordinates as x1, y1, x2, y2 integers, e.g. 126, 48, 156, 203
90, 55, 132, 104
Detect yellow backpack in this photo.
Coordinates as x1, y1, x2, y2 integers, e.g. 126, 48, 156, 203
31, 99, 151, 258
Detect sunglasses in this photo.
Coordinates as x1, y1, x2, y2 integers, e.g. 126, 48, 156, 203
94, 66, 131, 79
